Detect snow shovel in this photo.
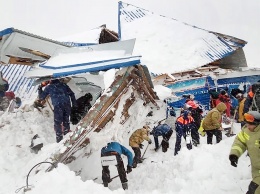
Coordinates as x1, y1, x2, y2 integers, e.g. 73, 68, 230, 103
185, 129, 192, 150
141, 144, 150, 159
225, 109, 237, 137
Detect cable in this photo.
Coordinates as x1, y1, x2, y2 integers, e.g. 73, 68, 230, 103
15, 161, 56, 193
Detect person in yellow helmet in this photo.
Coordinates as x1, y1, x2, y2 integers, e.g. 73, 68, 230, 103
229, 111, 260, 194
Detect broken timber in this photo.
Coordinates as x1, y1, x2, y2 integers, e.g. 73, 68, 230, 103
47, 65, 159, 170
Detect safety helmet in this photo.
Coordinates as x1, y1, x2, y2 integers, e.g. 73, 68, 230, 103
244, 111, 260, 125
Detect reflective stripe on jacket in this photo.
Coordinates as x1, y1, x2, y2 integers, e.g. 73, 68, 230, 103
230, 124, 260, 179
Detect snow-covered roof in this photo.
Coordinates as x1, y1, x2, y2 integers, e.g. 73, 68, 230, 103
24, 39, 141, 78
118, 2, 247, 74
0, 27, 71, 64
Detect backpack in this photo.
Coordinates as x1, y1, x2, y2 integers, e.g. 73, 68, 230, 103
252, 83, 260, 111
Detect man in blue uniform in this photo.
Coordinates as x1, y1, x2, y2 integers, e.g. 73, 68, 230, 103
38, 79, 77, 143
150, 123, 173, 152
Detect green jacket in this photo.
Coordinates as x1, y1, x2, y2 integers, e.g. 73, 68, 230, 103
230, 124, 260, 179
202, 102, 227, 130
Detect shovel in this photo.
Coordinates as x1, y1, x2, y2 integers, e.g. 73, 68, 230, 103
225, 109, 237, 137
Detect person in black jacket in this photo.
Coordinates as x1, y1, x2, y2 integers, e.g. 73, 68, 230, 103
70, 93, 93, 125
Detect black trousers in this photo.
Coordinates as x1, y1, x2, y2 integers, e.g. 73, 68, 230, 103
247, 181, 259, 194
162, 129, 173, 152
101, 152, 127, 184
132, 147, 141, 168
206, 129, 222, 144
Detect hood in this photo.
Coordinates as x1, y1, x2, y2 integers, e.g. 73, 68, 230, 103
216, 102, 227, 113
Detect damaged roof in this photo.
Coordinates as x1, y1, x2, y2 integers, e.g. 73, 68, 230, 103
0, 27, 71, 64
118, 2, 247, 74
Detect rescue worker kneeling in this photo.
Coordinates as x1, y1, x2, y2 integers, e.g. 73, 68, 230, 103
101, 142, 133, 190
229, 111, 260, 194
150, 123, 173, 152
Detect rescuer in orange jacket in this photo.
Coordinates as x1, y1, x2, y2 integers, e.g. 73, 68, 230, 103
174, 110, 197, 155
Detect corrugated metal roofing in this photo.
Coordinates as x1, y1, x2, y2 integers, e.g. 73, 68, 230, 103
0, 64, 37, 99
118, 2, 247, 74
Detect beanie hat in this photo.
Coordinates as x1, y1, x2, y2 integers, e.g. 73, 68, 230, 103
220, 90, 226, 95
5, 91, 15, 100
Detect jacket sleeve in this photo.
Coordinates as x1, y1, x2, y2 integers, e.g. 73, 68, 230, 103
38, 87, 49, 101
175, 122, 184, 132
141, 129, 151, 141
243, 95, 252, 114
121, 145, 133, 167
66, 85, 77, 106
230, 130, 247, 158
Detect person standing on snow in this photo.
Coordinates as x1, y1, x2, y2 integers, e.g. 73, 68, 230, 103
165, 104, 176, 129
244, 80, 260, 114
101, 142, 133, 190
184, 94, 202, 146
229, 111, 260, 194
235, 93, 246, 127
216, 90, 231, 118
174, 110, 197, 155
129, 125, 152, 168
0, 71, 8, 98
150, 123, 173, 152
38, 79, 77, 143
202, 102, 227, 144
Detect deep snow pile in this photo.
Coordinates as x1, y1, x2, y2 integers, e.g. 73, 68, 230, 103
0, 94, 252, 194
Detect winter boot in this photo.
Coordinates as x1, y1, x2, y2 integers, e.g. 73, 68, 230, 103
122, 182, 128, 190
56, 136, 63, 143
132, 161, 137, 168
103, 182, 108, 187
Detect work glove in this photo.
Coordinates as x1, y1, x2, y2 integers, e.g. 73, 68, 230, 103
127, 165, 132, 174
139, 144, 144, 149
229, 155, 238, 167
38, 85, 43, 91
148, 139, 152, 144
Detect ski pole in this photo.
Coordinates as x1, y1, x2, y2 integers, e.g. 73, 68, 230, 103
141, 144, 149, 159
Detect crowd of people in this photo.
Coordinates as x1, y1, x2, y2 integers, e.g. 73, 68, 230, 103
99, 81, 260, 191
2, 70, 260, 192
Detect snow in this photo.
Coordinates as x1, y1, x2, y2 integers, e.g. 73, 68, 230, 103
0, 75, 252, 194
0, 0, 258, 193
